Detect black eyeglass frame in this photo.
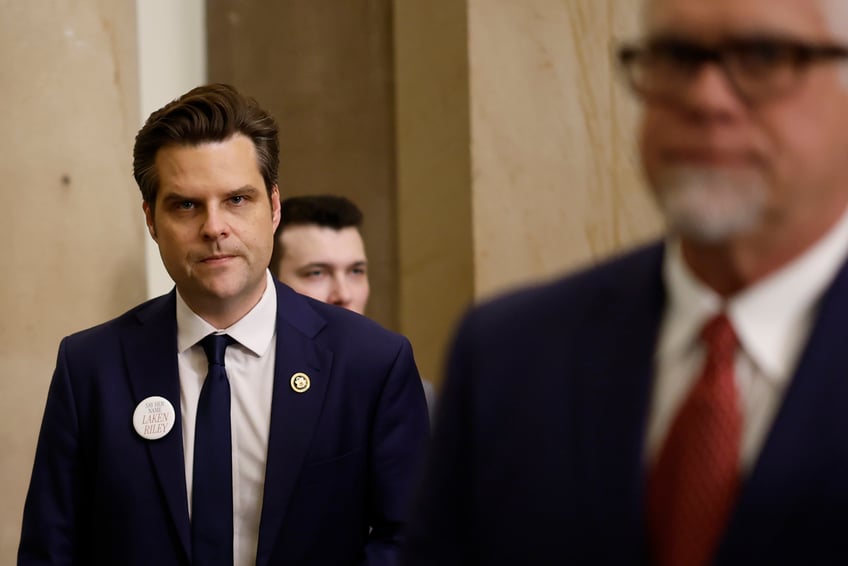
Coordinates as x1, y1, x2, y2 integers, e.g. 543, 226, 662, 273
615, 36, 848, 103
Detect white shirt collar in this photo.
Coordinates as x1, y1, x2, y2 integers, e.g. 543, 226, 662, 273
662, 205, 848, 384
176, 270, 278, 356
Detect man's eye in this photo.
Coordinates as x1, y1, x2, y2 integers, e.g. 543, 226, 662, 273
647, 40, 709, 69
732, 41, 793, 72
230, 195, 245, 205
351, 267, 367, 276
177, 201, 195, 210
303, 269, 325, 278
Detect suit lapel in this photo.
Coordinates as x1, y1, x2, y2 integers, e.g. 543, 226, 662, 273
718, 255, 848, 563
256, 282, 332, 566
575, 245, 665, 561
121, 291, 192, 561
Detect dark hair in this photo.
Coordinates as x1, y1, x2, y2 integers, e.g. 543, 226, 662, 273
280, 195, 363, 230
270, 195, 364, 274
133, 83, 279, 212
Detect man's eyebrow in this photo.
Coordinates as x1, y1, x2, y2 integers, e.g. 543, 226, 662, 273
159, 185, 261, 203
160, 191, 193, 205
227, 185, 261, 197
298, 262, 332, 270
297, 259, 367, 270
644, 29, 815, 44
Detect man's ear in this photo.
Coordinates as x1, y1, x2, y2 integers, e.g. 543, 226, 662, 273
142, 201, 158, 241
270, 185, 281, 231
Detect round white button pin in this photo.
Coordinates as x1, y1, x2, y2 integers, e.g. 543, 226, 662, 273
133, 396, 176, 440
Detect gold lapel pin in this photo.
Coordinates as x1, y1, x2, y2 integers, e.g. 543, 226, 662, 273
290, 372, 311, 393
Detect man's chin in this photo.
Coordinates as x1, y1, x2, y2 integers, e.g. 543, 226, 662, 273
654, 166, 767, 244
665, 209, 760, 244
187, 276, 250, 304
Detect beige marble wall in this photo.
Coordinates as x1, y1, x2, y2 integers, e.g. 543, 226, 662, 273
468, 0, 661, 300
0, 0, 143, 560
394, 0, 475, 384
395, 0, 661, 384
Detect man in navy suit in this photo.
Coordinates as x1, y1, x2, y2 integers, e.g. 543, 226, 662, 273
19, 83, 429, 565
403, 0, 848, 564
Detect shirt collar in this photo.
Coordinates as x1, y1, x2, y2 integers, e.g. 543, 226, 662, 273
662, 204, 848, 384
659, 241, 722, 366
176, 270, 278, 356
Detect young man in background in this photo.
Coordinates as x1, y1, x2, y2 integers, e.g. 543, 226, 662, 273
271, 194, 437, 419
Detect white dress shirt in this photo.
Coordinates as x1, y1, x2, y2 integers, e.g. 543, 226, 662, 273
648, 206, 848, 472
176, 270, 277, 566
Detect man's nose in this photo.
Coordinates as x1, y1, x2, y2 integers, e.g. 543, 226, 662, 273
328, 276, 352, 307
201, 207, 228, 239
676, 62, 746, 119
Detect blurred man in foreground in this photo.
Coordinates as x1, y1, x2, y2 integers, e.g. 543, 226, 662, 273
404, 0, 848, 564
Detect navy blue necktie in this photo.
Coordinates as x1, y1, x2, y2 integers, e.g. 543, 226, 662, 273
192, 333, 235, 566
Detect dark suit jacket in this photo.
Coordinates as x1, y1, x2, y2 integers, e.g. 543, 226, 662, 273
403, 242, 848, 565
19, 280, 429, 566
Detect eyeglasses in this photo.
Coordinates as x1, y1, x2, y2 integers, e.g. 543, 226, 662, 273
616, 36, 848, 103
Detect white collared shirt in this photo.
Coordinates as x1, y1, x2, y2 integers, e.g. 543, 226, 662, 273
648, 207, 848, 472
176, 270, 277, 566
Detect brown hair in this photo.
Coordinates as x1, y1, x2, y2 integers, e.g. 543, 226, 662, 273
133, 83, 279, 213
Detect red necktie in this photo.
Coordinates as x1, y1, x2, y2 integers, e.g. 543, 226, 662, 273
648, 313, 741, 566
